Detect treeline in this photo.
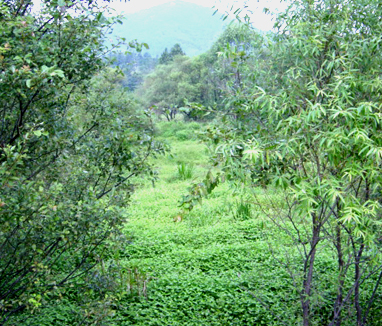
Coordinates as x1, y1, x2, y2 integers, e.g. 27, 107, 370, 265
113, 23, 260, 121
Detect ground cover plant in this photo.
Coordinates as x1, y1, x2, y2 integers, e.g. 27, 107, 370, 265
110, 119, 382, 326
97, 121, 350, 326
110, 122, 298, 325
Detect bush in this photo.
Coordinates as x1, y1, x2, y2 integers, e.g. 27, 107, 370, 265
0, 2, 164, 323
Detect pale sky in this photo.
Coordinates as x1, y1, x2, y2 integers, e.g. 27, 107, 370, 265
33, 0, 287, 31
109, 0, 287, 31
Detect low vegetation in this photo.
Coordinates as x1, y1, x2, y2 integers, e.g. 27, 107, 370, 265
113, 123, 298, 325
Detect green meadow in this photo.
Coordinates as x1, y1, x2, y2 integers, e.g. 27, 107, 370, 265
114, 121, 298, 325
109, 121, 382, 326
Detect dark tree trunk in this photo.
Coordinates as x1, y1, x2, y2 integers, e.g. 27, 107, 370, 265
302, 214, 320, 326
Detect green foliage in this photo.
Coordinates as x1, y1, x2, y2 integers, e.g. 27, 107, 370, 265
158, 43, 186, 65
111, 133, 300, 325
138, 55, 208, 120
196, 22, 265, 109
137, 22, 264, 122
232, 197, 252, 220
2, 0, 381, 325
120, 130, 382, 326
170, 43, 186, 57
180, 171, 221, 212
0, 1, 164, 324
64, 121, 379, 326
155, 121, 202, 140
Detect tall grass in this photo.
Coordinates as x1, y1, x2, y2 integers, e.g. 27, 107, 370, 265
177, 162, 194, 180
233, 197, 252, 220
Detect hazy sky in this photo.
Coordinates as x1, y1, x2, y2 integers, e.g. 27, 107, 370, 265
110, 0, 217, 13
33, 0, 287, 31
109, 0, 287, 31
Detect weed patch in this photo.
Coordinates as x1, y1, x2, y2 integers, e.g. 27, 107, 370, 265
113, 122, 317, 325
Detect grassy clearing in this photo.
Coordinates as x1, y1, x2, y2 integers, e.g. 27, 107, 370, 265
114, 122, 300, 325
111, 121, 378, 326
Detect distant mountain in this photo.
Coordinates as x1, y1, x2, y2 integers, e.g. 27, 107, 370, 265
110, 0, 226, 57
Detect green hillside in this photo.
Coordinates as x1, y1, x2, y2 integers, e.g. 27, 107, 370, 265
111, 0, 227, 57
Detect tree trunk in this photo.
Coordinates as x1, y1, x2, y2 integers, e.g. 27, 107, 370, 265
302, 214, 320, 326
355, 244, 364, 326
333, 220, 344, 326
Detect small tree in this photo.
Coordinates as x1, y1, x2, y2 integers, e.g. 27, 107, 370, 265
158, 43, 185, 65
138, 56, 203, 120
158, 47, 171, 64
201, 0, 382, 325
169, 43, 185, 57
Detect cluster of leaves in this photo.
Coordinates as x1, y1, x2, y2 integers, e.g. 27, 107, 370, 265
0, 1, 164, 324
180, 171, 221, 212
177, 162, 194, 180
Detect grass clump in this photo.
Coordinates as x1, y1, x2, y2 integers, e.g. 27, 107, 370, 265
177, 162, 195, 180
232, 197, 252, 220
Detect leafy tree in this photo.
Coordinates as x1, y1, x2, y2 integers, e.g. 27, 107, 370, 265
194, 22, 263, 110
138, 55, 204, 120
138, 25, 262, 121
193, 1, 382, 325
158, 47, 171, 65
137, 24, 261, 122
0, 1, 163, 323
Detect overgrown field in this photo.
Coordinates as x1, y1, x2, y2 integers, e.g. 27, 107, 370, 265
111, 122, 336, 325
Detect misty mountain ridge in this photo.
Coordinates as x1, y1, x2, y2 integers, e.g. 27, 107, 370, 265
110, 0, 227, 57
